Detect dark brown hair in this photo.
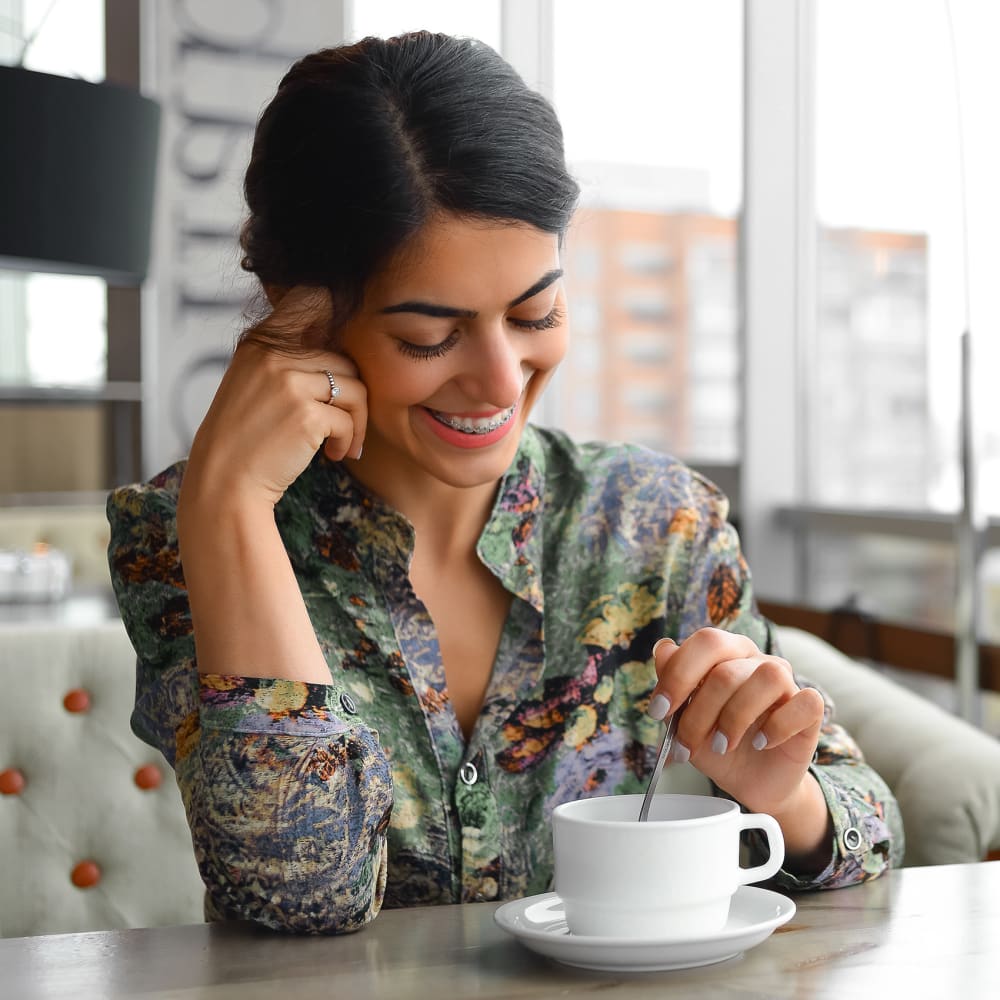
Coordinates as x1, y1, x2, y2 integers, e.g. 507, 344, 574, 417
239, 31, 579, 349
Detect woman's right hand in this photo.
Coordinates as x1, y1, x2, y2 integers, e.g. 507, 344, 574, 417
174, 288, 365, 681
182, 287, 367, 513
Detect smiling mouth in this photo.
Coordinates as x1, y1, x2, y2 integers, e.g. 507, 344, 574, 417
427, 404, 517, 435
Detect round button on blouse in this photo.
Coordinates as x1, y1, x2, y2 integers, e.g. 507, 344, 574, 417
459, 762, 478, 786
842, 827, 863, 852
339, 692, 357, 715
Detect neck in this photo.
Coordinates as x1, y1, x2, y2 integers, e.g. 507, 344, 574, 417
347, 452, 500, 564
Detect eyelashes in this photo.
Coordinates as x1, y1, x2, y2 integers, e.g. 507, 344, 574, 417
395, 306, 566, 361
510, 306, 565, 332
396, 330, 460, 361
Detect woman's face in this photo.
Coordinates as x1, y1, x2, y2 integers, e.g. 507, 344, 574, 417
337, 213, 569, 492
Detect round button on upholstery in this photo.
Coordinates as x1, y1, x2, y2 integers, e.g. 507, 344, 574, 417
339, 692, 357, 715
459, 762, 478, 786
0, 768, 26, 795
71, 860, 102, 889
63, 688, 91, 714
134, 764, 162, 791
842, 827, 863, 852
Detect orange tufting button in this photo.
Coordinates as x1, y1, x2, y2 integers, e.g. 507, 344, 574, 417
63, 688, 91, 713
0, 768, 26, 795
71, 860, 101, 889
134, 764, 162, 790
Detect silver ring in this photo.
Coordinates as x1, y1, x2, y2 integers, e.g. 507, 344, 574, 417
324, 369, 341, 404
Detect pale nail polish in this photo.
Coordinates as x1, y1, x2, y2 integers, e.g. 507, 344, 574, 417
671, 741, 690, 763
647, 693, 671, 721
752, 731, 768, 751
651, 637, 677, 656
711, 730, 729, 755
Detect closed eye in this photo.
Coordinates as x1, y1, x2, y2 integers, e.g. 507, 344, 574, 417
395, 329, 460, 361
510, 306, 565, 332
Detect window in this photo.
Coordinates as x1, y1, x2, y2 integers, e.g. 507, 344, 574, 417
0, 0, 112, 498
802, 0, 999, 636
743, 0, 1000, 731
547, 0, 743, 465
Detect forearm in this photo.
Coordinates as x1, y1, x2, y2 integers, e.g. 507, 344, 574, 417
178, 490, 330, 682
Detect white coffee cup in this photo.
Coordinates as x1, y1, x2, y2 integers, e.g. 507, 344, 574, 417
551, 793, 785, 940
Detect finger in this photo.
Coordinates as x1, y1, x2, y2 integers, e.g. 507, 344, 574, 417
311, 367, 361, 406
673, 655, 760, 753
265, 367, 363, 462
755, 686, 825, 754
307, 360, 366, 460
652, 636, 680, 682
699, 657, 796, 755
650, 628, 760, 717
647, 638, 679, 720
318, 403, 363, 461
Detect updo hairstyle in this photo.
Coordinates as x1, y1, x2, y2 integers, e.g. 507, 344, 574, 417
239, 31, 580, 349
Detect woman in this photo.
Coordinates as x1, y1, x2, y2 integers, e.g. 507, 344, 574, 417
108, 32, 903, 934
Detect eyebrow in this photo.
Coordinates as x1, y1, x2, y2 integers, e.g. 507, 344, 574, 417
380, 268, 563, 318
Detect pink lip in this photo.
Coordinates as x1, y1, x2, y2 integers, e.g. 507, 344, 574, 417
419, 405, 518, 450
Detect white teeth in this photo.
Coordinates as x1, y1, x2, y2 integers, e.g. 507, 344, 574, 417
431, 405, 515, 435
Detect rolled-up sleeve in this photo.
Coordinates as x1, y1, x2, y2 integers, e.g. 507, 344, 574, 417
108, 475, 394, 933
765, 701, 904, 890
181, 675, 392, 933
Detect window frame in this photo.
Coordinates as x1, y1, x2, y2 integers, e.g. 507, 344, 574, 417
511, 0, 995, 721
741, 0, 994, 722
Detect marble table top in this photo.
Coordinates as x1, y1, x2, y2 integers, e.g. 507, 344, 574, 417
2, 861, 998, 999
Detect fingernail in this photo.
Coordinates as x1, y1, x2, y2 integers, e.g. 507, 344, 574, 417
647, 693, 670, 721
652, 637, 677, 656
711, 730, 729, 755
671, 741, 690, 764
752, 731, 768, 751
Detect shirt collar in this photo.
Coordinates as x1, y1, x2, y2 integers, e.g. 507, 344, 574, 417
477, 425, 546, 613
281, 428, 548, 613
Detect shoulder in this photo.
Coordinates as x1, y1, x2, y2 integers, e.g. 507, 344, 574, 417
530, 425, 730, 522
107, 460, 187, 545
106, 461, 189, 594
108, 460, 186, 518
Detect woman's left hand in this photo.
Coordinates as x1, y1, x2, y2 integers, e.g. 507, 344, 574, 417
649, 628, 826, 819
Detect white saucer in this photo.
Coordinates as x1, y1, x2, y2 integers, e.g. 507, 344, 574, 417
493, 885, 795, 972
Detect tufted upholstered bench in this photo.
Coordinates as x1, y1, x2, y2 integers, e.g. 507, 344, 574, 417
0, 620, 203, 937
3, 618, 1000, 937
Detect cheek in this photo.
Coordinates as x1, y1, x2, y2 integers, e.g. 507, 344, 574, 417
531, 327, 570, 372
358, 355, 440, 411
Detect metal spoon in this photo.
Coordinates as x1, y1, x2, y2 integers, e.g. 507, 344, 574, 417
637, 710, 680, 822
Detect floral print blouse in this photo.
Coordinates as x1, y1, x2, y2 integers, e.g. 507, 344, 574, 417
107, 425, 903, 934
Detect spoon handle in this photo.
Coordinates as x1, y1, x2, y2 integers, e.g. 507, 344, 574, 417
637, 711, 679, 822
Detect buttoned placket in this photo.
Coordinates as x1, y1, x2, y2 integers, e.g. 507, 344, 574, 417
454, 746, 502, 902
335, 440, 548, 905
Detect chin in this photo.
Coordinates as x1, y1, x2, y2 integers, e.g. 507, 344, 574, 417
435, 443, 523, 489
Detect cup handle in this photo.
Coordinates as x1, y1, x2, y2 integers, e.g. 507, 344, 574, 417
736, 812, 785, 884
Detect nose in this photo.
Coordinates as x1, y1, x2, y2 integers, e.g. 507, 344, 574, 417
456, 324, 526, 409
